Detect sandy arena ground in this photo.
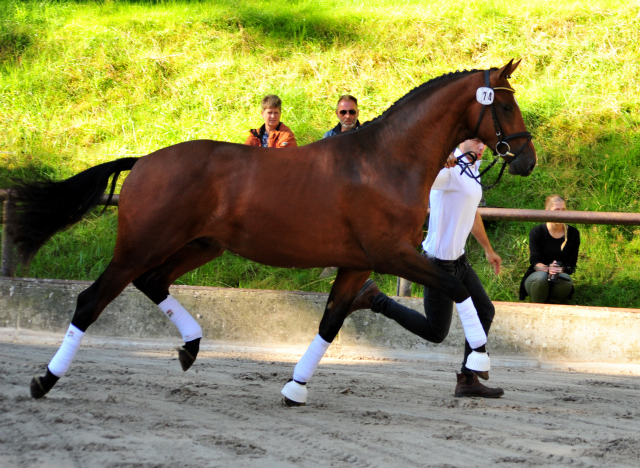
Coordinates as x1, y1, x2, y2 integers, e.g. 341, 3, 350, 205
1, 330, 640, 468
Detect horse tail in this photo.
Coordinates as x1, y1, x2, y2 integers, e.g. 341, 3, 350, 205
8, 157, 139, 263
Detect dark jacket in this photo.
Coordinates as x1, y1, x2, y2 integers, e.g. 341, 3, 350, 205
519, 224, 580, 300
322, 121, 362, 138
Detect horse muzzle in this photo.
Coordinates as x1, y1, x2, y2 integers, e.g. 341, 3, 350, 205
507, 145, 536, 176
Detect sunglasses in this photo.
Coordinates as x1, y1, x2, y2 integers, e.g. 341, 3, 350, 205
339, 109, 357, 116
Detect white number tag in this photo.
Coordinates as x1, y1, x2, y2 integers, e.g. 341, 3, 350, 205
476, 87, 494, 105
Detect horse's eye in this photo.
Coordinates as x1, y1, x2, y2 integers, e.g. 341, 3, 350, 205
502, 104, 513, 113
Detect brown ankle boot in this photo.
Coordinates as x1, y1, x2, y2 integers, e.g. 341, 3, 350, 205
454, 372, 504, 398
348, 280, 381, 313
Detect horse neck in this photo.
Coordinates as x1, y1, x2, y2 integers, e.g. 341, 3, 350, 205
373, 75, 479, 181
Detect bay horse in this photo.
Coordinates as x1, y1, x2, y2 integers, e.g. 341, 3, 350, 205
12, 60, 536, 403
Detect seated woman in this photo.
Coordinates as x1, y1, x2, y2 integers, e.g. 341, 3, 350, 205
519, 195, 581, 303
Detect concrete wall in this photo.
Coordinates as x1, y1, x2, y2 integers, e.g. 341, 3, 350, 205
1, 277, 639, 364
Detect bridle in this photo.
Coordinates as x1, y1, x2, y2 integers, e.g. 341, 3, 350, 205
457, 69, 533, 190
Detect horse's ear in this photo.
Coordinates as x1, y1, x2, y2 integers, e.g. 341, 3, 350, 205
498, 59, 521, 80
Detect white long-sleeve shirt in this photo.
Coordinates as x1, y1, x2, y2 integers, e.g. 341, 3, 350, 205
421, 149, 482, 260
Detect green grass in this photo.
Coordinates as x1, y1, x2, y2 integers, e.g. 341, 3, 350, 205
1, 0, 640, 307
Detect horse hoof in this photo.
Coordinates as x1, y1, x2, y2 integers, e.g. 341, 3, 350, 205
30, 376, 48, 399
466, 351, 490, 380
281, 379, 308, 405
178, 347, 196, 372
282, 396, 306, 407
471, 370, 490, 381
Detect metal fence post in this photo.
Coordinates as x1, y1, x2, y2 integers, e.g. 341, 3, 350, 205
1, 195, 17, 277
396, 277, 412, 297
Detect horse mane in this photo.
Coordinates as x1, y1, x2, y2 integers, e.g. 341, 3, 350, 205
361, 67, 498, 128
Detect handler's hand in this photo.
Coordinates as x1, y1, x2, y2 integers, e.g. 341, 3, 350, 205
486, 250, 502, 275
444, 152, 457, 168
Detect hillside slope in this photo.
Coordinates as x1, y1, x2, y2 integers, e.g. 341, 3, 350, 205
1, 0, 639, 307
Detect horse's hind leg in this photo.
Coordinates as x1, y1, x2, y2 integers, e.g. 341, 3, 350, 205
30, 259, 150, 399
282, 268, 371, 406
132, 237, 224, 371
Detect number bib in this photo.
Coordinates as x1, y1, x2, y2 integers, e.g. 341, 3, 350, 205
476, 87, 494, 105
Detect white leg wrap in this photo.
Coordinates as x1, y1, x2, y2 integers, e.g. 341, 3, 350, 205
455, 297, 487, 349
48, 324, 85, 378
158, 295, 203, 342
292, 334, 331, 383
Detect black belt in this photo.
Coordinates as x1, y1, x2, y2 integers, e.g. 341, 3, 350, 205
423, 252, 467, 267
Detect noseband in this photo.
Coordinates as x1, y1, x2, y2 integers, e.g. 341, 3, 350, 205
458, 69, 533, 189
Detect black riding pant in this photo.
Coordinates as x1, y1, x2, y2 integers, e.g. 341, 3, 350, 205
371, 254, 495, 371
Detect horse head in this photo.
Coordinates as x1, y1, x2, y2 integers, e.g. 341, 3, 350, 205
471, 59, 537, 176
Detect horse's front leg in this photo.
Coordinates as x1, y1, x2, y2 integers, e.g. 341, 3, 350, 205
281, 268, 372, 406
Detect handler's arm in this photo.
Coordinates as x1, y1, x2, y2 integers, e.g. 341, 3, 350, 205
430, 167, 453, 191
470, 210, 501, 275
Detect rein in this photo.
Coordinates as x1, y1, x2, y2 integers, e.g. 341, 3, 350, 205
460, 69, 533, 190
455, 151, 507, 190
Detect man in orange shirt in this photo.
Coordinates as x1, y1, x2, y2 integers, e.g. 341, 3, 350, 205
245, 95, 297, 148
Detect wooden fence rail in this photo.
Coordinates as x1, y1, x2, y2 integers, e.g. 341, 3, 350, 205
2, 189, 640, 294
